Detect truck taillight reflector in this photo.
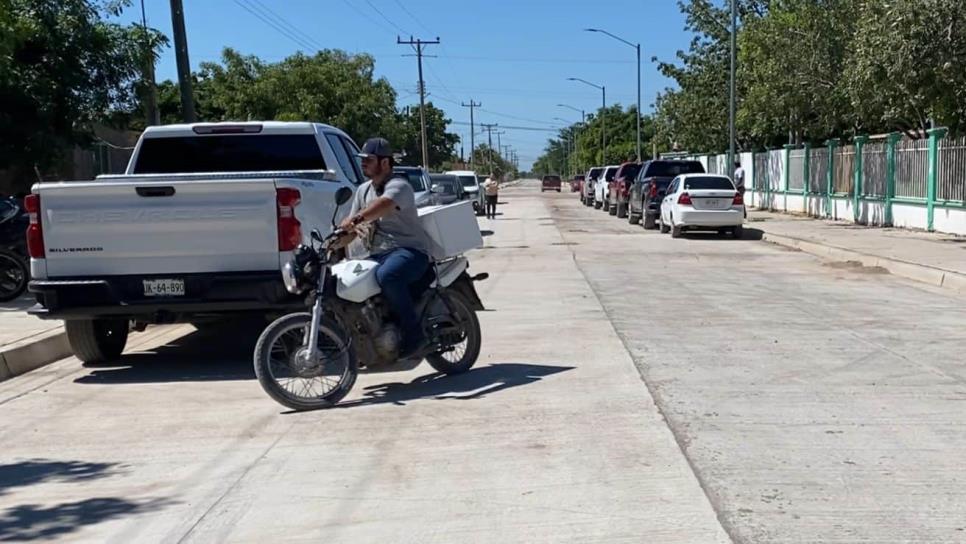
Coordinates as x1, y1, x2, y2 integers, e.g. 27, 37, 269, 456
24, 194, 44, 258
276, 188, 302, 251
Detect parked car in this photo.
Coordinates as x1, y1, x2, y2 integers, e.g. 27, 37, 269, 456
428, 173, 466, 205
607, 162, 643, 218
582, 167, 603, 206
571, 174, 585, 193
659, 174, 744, 239
393, 166, 434, 208
27, 121, 363, 363
629, 159, 705, 229
594, 165, 620, 210
445, 169, 485, 216
541, 175, 562, 192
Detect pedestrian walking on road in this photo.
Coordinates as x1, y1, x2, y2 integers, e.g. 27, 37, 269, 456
483, 173, 500, 219
734, 161, 747, 218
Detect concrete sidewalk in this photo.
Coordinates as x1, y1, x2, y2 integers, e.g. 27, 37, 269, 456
749, 210, 966, 293
0, 296, 70, 381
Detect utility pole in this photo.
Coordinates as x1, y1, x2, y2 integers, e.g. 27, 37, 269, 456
728, 0, 737, 178
461, 99, 481, 169
169, 0, 195, 122
495, 131, 505, 161
480, 123, 497, 172
398, 36, 440, 169
140, 0, 159, 125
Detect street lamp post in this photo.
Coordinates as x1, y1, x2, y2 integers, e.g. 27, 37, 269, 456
554, 118, 574, 175
558, 104, 586, 174
586, 29, 641, 161
568, 78, 606, 165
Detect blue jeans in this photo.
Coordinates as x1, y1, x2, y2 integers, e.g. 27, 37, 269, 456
373, 247, 430, 350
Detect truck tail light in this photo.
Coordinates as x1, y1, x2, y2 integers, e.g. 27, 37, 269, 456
678, 192, 693, 205
648, 183, 658, 198
24, 194, 44, 258
733, 192, 744, 205
276, 188, 302, 251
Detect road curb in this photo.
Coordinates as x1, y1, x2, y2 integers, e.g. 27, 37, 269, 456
760, 231, 966, 293
0, 330, 72, 383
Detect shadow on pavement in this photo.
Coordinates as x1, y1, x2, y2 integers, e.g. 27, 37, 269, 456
480, 229, 494, 237
0, 295, 35, 313
0, 460, 120, 497
335, 363, 574, 409
0, 497, 172, 542
74, 325, 259, 385
679, 228, 764, 241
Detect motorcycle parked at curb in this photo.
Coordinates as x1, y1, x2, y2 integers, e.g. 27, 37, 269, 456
0, 197, 29, 303
253, 187, 488, 411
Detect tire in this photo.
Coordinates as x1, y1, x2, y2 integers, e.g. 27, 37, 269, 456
0, 250, 28, 303
671, 223, 683, 239
608, 203, 617, 216
253, 312, 358, 411
660, 219, 670, 234
732, 225, 744, 239
594, 199, 602, 209
65, 318, 129, 363
643, 213, 657, 230
426, 291, 482, 375
617, 203, 627, 218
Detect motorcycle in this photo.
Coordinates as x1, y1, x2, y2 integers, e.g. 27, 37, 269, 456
0, 197, 29, 303
253, 187, 488, 411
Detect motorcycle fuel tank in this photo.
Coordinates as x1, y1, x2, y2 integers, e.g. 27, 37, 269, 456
331, 259, 382, 303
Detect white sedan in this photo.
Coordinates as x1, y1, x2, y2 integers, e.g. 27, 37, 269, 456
659, 174, 745, 238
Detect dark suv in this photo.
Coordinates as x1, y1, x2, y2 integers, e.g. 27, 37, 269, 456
607, 162, 643, 218
541, 175, 562, 192
628, 160, 705, 228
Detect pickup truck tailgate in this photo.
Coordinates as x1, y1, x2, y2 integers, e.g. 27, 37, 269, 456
40, 178, 279, 277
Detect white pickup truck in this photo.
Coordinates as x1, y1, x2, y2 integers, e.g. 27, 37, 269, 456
26, 121, 366, 363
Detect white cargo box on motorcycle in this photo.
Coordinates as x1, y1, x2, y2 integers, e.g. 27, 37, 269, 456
417, 200, 483, 260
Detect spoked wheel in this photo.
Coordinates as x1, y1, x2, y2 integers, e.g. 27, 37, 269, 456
253, 312, 357, 411
426, 292, 481, 375
0, 250, 28, 303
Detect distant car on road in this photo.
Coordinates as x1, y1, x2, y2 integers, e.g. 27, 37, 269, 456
582, 167, 603, 207
541, 175, 562, 192
629, 159, 705, 229
571, 174, 585, 193
393, 166, 434, 208
659, 174, 744, 239
445, 169, 485, 216
429, 174, 466, 205
594, 165, 620, 210
608, 162, 642, 218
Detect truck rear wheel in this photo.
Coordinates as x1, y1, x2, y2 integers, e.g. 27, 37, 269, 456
65, 318, 129, 363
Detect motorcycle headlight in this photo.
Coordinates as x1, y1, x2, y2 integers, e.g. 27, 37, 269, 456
281, 260, 304, 294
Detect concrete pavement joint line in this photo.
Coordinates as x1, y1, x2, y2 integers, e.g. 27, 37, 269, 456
175, 421, 296, 543
554, 222, 737, 543
760, 231, 965, 292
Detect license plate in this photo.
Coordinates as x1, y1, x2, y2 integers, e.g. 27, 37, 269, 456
143, 279, 185, 297
704, 199, 722, 208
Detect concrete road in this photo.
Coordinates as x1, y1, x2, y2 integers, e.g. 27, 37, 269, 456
0, 183, 729, 543
551, 184, 966, 543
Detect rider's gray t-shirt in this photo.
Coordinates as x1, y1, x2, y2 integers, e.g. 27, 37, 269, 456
349, 176, 429, 256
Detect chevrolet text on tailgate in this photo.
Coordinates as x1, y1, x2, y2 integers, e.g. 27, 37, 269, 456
27, 121, 364, 363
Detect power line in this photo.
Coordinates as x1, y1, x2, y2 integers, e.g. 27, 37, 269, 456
232, 0, 315, 51
364, 0, 409, 34
339, 0, 395, 33
248, 0, 323, 50
449, 121, 561, 133
391, 0, 432, 34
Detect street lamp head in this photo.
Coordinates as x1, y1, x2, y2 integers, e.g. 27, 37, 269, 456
584, 28, 600, 33
566, 77, 577, 81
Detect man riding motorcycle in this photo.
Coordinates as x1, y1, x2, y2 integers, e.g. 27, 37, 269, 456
333, 138, 430, 359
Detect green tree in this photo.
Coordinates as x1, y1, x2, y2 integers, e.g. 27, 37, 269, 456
0, 0, 165, 179
395, 102, 460, 169
845, 0, 966, 137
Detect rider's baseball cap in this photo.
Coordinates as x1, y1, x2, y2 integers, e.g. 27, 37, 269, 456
357, 137, 393, 158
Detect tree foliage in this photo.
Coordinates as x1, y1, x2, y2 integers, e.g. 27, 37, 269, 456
0, 0, 165, 175
653, 0, 966, 152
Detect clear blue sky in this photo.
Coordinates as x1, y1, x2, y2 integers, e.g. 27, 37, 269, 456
118, 0, 693, 169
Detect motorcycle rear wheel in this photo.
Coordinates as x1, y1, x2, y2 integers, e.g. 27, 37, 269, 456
0, 250, 28, 303
426, 292, 482, 375
253, 312, 357, 411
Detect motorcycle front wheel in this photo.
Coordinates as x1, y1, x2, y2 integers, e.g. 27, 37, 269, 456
426, 291, 482, 375
0, 250, 28, 303
253, 312, 357, 411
